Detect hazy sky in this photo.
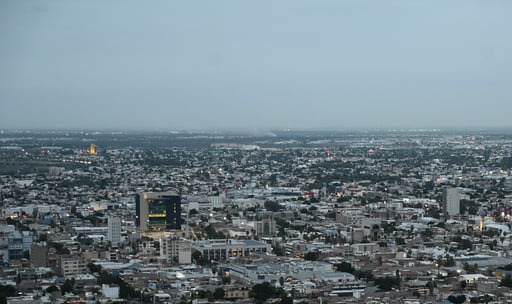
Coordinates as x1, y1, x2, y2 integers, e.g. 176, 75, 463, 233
1, 0, 512, 131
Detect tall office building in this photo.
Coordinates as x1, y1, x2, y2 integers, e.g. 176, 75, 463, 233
443, 187, 460, 218
107, 216, 121, 246
136, 192, 181, 232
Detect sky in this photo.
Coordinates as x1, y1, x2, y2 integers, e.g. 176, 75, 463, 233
1, 0, 512, 131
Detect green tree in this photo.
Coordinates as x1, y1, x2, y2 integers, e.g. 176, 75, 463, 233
250, 282, 276, 304
213, 287, 225, 299
395, 237, 406, 245
60, 279, 75, 295
45, 285, 59, 293
447, 295, 466, 304
0, 285, 16, 304
87, 262, 102, 273
335, 262, 355, 273
303, 251, 319, 261
264, 201, 283, 212
375, 276, 400, 291
500, 277, 512, 288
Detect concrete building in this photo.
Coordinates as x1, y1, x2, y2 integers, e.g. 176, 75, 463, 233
192, 239, 270, 261
107, 216, 121, 246
135, 192, 181, 232
160, 236, 192, 264
30, 242, 48, 267
336, 208, 363, 227
7, 231, 32, 261
254, 213, 275, 236
102, 284, 120, 299
59, 255, 87, 276
443, 187, 460, 218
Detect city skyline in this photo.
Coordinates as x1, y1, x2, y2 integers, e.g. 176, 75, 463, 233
2, 0, 512, 131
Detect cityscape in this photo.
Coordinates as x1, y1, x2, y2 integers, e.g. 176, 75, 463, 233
3, 1, 512, 304
1, 129, 512, 304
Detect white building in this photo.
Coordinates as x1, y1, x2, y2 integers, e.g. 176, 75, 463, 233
192, 239, 270, 261
336, 208, 363, 227
102, 284, 120, 299
160, 237, 192, 264
107, 216, 121, 246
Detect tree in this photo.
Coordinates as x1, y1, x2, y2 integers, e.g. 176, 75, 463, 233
447, 295, 466, 304
395, 237, 406, 245
250, 282, 276, 304
460, 280, 467, 290
87, 262, 102, 273
375, 276, 400, 291
192, 251, 204, 264
335, 262, 355, 273
303, 251, 319, 261
354, 269, 374, 281
264, 201, 283, 212
45, 285, 59, 293
0, 284, 16, 304
222, 276, 231, 285
213, 288, 225, 300
272, 245, 284, 256
60, 279, 75, 295
443, 255, 456, 267
500, 277, 512, 288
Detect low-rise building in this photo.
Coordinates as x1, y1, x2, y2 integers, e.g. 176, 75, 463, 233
160, 236, 192, 264
192, 239, 270, 261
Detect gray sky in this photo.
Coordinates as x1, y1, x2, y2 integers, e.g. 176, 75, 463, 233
1, 0, 511, 131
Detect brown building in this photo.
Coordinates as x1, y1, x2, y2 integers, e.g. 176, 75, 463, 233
59, 255, 87, 276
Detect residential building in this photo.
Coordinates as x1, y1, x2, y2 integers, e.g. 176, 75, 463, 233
336, 208, 363, 227
30, 242, 48, 267
59, 255, 87, 276
160, 236, 192, 264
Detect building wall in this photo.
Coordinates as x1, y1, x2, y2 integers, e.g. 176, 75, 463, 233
30, 242, 48, 267
60, 255, 87, 276
107, 216, 121, 246
443, 188, 460, 217
136, 192, 181, 232
336, 209, 363, 227
161, 237, 192, 264
225, 289, 250, 299
192, 239, 270, 261
102, 284, 120, 299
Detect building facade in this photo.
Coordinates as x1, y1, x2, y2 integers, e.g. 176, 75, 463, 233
30, 242, 48, 267
192, 239, 270, 261
443, 187, 460, 218
107, 216, 121, 246
160, 236, 192, 264
136, 192, 181, 232
336, 208, 363, 227
59, 255, 87, 276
